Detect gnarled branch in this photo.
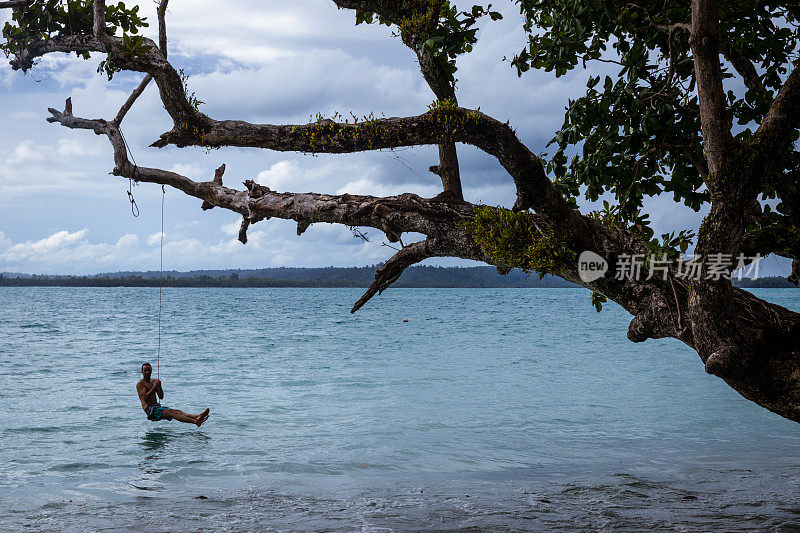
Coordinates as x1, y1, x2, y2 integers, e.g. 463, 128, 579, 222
2, 9, 582, 236
720, 41, 768, 103
689, 0, 734, 178
754, 62, 800, 168
0, 0, 35, 8
351, 238, 436, 313
113, 74, 152, 126
157, 0, 169, 58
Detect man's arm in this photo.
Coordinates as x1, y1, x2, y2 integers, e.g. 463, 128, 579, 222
156, 381, 164, 400
137, 380, 161, 402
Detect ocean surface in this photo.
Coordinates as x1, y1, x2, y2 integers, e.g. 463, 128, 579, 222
2, 287, 800, 532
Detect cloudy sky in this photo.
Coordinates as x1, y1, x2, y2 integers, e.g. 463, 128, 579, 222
0, 1, 790, 277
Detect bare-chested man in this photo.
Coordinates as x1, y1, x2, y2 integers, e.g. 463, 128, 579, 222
136, 363, 209, 426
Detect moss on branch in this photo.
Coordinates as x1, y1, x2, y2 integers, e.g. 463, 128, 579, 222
459, 205, 576, 277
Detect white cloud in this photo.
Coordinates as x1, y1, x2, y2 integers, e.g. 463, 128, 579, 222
169, 163, 204, 179
0, 229, 96, 267
186, 48, 431, 121
57, 136, 106, 157
219, 221, 240, 237
0, 228, 152, 272
0, 223, 392, 274
162, 0, 391, 64
147, 232, 166, 247
7, 141, 46, 165
336, 176, 440, 198
5, 229, 88, 257
116, 234, 139, 248
174, 220, 199, 229
255, 160, 301, 190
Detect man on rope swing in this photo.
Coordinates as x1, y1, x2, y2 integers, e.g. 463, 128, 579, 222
137, 363, 210, 426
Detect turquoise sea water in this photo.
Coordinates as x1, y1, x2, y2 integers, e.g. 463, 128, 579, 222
2, 287, 800, 531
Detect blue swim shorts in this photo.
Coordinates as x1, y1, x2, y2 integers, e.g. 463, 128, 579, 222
144, 404, 171, 421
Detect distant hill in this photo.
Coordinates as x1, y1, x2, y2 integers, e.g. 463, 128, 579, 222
1, 268, 794, 288
0, 266, 578, 288
732, 276, 799, 288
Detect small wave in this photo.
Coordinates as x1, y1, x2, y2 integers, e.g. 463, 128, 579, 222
5, 426, 61, 435
49, 462, 106, 472
126, 481, 165, 492
278, 379, 319, 387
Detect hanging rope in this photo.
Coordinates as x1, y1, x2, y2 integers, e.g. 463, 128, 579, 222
127, 178, 140, 217
157, 184, 165, 380
111, 111, 166, 377
119, 128, 140, 217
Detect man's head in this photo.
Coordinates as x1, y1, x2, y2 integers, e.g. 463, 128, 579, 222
141, 362, 152, 379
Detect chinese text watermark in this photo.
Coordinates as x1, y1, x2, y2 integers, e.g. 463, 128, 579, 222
578, 251, 762, 283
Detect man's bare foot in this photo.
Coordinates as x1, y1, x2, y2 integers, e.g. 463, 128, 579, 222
195, 408, 210, 427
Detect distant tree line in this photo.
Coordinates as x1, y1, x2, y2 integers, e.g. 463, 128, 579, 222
0, 267, 794, 288
733, 276, 799, 288
0, 266, 583, 288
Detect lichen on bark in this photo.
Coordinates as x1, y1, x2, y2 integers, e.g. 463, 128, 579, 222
460, 206, 576, 278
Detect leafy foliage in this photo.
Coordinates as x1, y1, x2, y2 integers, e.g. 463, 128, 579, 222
178, 68, 203, 111
590, 291, 607, 312
1, 0, 148, 77
354, 1, 501, 80
460, 206, 576, 278
586, 199, 695, 259
512, 0, 800, 236
98, 30, 151, 79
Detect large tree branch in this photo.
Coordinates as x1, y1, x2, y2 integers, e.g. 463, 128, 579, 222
0, 0, 34, 7
720, 41, 768, 102
156, 0, 169, 58
5, 31, 578, 232
113, 74, 151, 126
689, 0, 735, 178
753, 61, 800, 165
46, 99, 479, 235
333, 0, 463, 199
351, 238, 438, 313
93, 0, 107, 41
155, 108, 583, 231
44, 98, 661, 325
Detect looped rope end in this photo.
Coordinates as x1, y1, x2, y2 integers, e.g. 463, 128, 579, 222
127, 177, 140, 217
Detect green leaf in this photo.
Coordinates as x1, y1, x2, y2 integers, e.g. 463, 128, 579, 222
590, 291, 607, 312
